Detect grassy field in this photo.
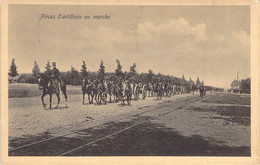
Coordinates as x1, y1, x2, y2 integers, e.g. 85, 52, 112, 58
9, 83, 82, 98
202, 92, 250, 105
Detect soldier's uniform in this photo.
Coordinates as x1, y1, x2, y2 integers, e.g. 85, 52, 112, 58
50, 62, 60, 93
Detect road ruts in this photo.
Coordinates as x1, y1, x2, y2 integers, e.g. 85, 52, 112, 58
9, 93, 213, 156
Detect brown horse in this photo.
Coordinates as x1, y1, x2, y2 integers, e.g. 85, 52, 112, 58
111, 81, 119, 102
154, 82, 163, 99
82, 78, 94, 104
147, 82, 154, 97
106, 80, 114, 103
37, 73, 68, 109
96, 81, 108, 105
120, 80, 132, 105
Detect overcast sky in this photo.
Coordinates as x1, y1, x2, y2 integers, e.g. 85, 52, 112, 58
9, 5, 250, 88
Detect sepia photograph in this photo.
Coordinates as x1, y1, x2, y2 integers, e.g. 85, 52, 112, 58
1, 0, 260, 164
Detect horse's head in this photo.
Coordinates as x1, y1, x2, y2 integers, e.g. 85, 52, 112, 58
37, 74, 48, 90
82, 78, 89, 86
82, 78, 86, 83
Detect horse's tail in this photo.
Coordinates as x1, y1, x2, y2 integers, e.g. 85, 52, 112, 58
61, 82, 67, 97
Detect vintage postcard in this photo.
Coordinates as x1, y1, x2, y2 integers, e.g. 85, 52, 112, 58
1, 0, 260, 164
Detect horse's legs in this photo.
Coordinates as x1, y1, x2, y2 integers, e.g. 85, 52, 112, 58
100, 93, 102, 104
99, 93, 101, 104
64, 93, 68, 107
56, 93, 60, 108
82, 92, 85, 104
121, 94, 124, 106
60, 85, 68, 107
96, 93, 99, 103
115, 93, 118, 102
94, 92, 97, 103
49, 94, 52, 109
87, 93, 90, 104
104, 93, 107, 104
91, 91, 94, 104
128, 94, 131, 105
41, 93, 46, 108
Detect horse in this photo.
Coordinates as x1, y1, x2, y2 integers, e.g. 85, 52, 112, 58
133, 82, 140, 100
130, 82, 134, 99
106, 80, 113, 103
112, 81, 119, 102
37, 73, 68, 109
163, 82, 167, 97
147, 82, 154, 97
172, 85, 177, 96
199, 86, 206, 97
191, 84, 196, 95
82, 78, 94, 104
165, 83, 173, 97
180, 85, 185, 94
92, 80, 99, 103
142, 83, 147, 100
96, 81, 108, 105
154, 82, 163, 100
121, 80, 132, 105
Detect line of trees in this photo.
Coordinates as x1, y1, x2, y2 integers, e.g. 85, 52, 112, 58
230, 78, 251, 94
10, 58, 205, 87
8, 58, 18, 81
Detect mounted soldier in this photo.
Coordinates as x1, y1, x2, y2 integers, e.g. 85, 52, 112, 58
50, 62, 61, 93
38, 62, 68, 109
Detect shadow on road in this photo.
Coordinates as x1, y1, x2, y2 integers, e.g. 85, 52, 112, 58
9, 117, 249, 156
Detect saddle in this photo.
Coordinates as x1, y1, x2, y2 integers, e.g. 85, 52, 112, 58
52, 78, 61, 94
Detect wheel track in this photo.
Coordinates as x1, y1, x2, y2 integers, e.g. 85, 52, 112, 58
58, 94, 212, 156
9, 94, 212, 156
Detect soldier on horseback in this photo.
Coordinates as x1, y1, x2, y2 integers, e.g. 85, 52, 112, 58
38, 62, 68, 109
50, 62, 60, 93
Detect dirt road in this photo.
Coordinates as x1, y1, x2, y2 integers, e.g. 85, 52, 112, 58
9, 92, 250, 156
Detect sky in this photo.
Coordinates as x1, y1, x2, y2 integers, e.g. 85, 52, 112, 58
8, 5, 250, 88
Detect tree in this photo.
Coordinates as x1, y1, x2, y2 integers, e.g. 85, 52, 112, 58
98, 60, 105, 82
69, 66, 80, 85
9, 58, 18, 81
147, 69, 154, 83
240, 78, 250, 94
32, 61, 40, 77
115, 59, 123, 77
129, 63, 137, 78
182, 75, 186, 81
81, 61, 88, 78
196, 77, 200, 86
44, 60, 51, 75
189, 77, 194, 85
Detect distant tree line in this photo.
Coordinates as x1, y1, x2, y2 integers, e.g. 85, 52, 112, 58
10, 58, 207, 87
230, 78, 250, 94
